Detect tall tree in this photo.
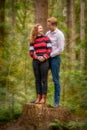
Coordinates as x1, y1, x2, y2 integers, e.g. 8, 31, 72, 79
0, 0, 5, 47
10, 0, 16, 26
70, 0, 76, 60
34, 0, 48, 33
66, 0, 76, 60
80, 0, 85, 68
84, 0, 87, 73
65, 0, 71, 54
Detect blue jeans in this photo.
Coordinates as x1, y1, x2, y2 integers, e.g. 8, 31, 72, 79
50, 55, 61, 105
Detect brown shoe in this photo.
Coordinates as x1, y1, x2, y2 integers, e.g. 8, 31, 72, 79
39, 94, 46, 104
35, 94, 41, 104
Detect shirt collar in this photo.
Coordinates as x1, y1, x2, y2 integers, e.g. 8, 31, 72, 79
50, 28, 57, 34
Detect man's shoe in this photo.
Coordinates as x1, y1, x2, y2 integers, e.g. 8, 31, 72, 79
53, 103, 59, 108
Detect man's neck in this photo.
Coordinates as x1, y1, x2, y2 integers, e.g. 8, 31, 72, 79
50, 27, 57, 32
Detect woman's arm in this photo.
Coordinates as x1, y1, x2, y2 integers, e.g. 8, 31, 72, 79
43, 36, 52, 59
29, 43, 38, 59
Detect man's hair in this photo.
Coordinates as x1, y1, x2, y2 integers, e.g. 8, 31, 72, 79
47, 17, 57, 26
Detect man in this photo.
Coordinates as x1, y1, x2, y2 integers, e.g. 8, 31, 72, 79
46, 17, 65, 108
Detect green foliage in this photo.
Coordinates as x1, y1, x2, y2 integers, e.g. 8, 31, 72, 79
60, 51, 87, 117
0, 0, 35, 122
49, 119, 87, 130
0, 0, 87, 123
67, 120, 87, 130
0, 105, 22, 122
49, 119, 63, 130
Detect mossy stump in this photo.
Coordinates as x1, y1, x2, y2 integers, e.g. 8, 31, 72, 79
0, 103, 74, 130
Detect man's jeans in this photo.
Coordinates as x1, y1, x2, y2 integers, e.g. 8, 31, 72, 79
50, 55, 61, 105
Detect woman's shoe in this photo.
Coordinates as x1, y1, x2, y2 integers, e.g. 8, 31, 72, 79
35, 94, 41, 104
39, 94, 46, 104
30, 100, 36, 103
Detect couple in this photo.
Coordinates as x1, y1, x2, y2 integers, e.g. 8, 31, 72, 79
29, 17, 65, 108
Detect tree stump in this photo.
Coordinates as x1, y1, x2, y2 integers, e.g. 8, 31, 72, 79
0, 103, 74, 130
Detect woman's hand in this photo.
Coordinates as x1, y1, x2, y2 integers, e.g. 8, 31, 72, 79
37, 56, 45, 62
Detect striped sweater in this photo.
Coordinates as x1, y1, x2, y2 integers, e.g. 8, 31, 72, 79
29, 35, 52, 59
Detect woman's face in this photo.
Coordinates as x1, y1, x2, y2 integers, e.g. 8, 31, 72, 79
37, 25, 44, 35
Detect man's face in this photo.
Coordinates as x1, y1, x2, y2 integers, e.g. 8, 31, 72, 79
47, 22, 55, 31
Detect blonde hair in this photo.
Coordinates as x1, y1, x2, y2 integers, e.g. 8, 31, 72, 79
47, 17, 57, 26
30, 24, 41, 43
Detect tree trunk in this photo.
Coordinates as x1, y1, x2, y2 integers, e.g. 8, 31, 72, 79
0, 0, 5, 47
66, 0, 76, 60
70, 0, 76, 60
66, 0, 71, 53
80, 0, 85, 68
34, 0, 48, 33
10, 0, 16, 27
84, 1, 87, 75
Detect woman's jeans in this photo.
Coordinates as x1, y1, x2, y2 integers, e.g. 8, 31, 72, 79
49, 55, 61, 105
33, 59, 49, 95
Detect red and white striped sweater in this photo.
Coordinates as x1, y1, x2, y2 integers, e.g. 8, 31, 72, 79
29, 35, 52, 59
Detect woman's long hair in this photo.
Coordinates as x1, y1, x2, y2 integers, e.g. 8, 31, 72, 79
30, 24, 41, 43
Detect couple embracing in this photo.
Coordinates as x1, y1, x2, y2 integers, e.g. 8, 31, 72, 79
29, 17, 65, 108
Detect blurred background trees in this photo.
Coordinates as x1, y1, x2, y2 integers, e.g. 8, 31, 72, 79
0, 0, 87, 122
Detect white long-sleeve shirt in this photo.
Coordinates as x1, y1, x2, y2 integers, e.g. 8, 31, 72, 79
46, 28, 65, 57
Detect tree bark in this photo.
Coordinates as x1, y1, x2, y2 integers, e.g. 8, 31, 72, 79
84, 1, 87, 73
70, 0, 76, 60
80, 0, 85, 68
34, 0, 48, 33
66, 0, 71, 53
0, 0, 5, 47
66, 0, 76, 60
10, 0, 16, 26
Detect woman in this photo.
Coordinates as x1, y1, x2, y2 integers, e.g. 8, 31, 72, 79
29, 24, 52, 104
